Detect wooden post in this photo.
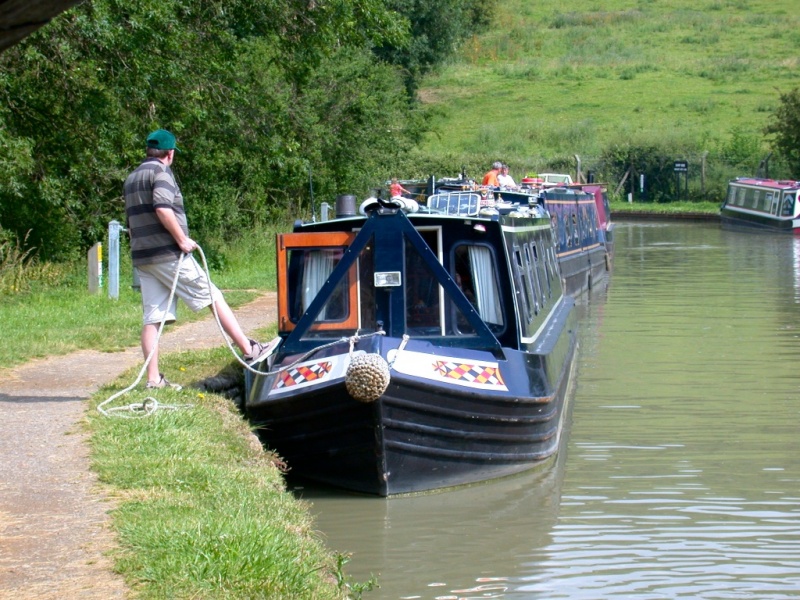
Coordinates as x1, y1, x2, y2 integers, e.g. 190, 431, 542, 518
701, 151, 708, 198
614, 168, 630, 197
88, 242, 102, 294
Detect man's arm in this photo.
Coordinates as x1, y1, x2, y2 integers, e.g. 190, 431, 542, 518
155, 206, 197, 254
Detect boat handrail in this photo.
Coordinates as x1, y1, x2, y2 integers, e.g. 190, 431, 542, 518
427, 192, 482, 216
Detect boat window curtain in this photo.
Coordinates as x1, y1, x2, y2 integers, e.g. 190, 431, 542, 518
302, 250, 337, 319
468, 246, 503, 326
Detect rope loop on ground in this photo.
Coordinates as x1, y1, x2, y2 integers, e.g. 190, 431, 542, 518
99, 397, 195, 419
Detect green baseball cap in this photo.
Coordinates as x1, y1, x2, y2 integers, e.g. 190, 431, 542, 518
146, 129, 180, 152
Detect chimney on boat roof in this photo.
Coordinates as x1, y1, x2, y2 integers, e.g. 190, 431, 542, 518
335, 194, 357, 218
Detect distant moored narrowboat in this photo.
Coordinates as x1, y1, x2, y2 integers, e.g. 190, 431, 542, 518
720, 178, 800, 233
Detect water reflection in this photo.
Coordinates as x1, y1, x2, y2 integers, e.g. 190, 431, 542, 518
305, 222, 800, 599
296, 447, 568, 600
794, 236, 800, 303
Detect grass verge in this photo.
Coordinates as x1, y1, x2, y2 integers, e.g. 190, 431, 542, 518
0, 282, 256, 369
0, 225, 283, 370
87, 347, 374, 599
611, 199, 720, 215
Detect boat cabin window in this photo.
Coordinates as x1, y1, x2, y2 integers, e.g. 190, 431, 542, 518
524, 245, 541, 315
573, 212, 580, 247
761, 191, 771, 212
752, 189, 762, 210
736, 186, 746, 206
276, 232, 359, 335
405, 231, 442, 335
546, 245, 558, 295
513, 246, 536, 323
583, 204, 597, 242
401, 233, 503, 338
288, 248, 349, 322
726, 186, 735, 205
530, 241, 549, 307
782, 193, 796, 217
453, 244, 504, 334
767, 192, 778, 215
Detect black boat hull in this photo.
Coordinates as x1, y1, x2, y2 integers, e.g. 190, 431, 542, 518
558, 243, 609, 296
720, 208, 800, 233
246, 302, 577, 496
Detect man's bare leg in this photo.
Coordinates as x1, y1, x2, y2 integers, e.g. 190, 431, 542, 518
141, 323, 161, 384
209, 297, 254, 355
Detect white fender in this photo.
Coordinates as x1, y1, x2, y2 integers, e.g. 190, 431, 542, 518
359, 197, 381, 215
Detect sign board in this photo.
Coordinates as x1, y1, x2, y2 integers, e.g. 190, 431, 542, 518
674, 160, 688, 173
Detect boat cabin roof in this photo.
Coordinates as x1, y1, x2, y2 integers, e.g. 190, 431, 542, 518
732, 177, 800, 191
537, 173, 574, 186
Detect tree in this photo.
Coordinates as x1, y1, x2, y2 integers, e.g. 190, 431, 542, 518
0, 0, 414, 259
764, 87, 800, 177
373, 0, 496, 94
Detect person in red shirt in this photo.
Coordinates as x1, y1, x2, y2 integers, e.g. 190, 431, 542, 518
389, 178, 411, 198
482, 161, 503, 186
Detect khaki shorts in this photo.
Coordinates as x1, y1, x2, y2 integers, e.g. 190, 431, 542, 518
136, 256, 223, 325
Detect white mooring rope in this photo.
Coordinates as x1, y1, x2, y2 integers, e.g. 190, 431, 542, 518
97, 245, 391, 417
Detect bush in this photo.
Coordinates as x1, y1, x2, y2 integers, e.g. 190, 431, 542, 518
0, 229, 66, 295
765, 87, 800, 177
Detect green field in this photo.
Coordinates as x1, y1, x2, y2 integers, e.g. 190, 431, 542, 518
418, 0, 800, 183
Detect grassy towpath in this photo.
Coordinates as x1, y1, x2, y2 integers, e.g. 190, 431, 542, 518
0, 292, 289, 599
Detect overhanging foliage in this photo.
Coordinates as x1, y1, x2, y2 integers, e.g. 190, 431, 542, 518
0, 0, 485, 260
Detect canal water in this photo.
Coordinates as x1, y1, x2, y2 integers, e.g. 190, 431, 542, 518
295, 221, 800, 599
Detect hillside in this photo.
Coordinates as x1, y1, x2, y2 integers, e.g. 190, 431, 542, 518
417, 0, 800, 193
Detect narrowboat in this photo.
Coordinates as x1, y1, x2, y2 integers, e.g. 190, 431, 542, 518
537, 187, 610, 295
569, 182, 615, 255
720, 178, 800, 233
435, 176, 611, 296
244, 191, 578, 496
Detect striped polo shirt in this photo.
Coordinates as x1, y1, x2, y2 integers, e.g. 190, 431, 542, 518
124, 158, 188, 266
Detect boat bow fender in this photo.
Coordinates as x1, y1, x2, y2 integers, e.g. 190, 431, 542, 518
360, 196, 420, 216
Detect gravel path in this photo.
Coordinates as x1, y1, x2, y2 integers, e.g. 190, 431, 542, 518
0, 292, 277, 598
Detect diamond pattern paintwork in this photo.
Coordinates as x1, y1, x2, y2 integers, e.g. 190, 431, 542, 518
434, 360, 506, 386
275, 362, 333, 388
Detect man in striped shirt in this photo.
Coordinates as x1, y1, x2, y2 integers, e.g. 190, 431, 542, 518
124, 129, 269, 389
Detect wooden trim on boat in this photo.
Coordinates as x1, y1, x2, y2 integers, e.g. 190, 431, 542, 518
276, 231, 359, 333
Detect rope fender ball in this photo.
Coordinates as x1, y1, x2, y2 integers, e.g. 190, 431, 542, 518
345, 352, 390, 403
